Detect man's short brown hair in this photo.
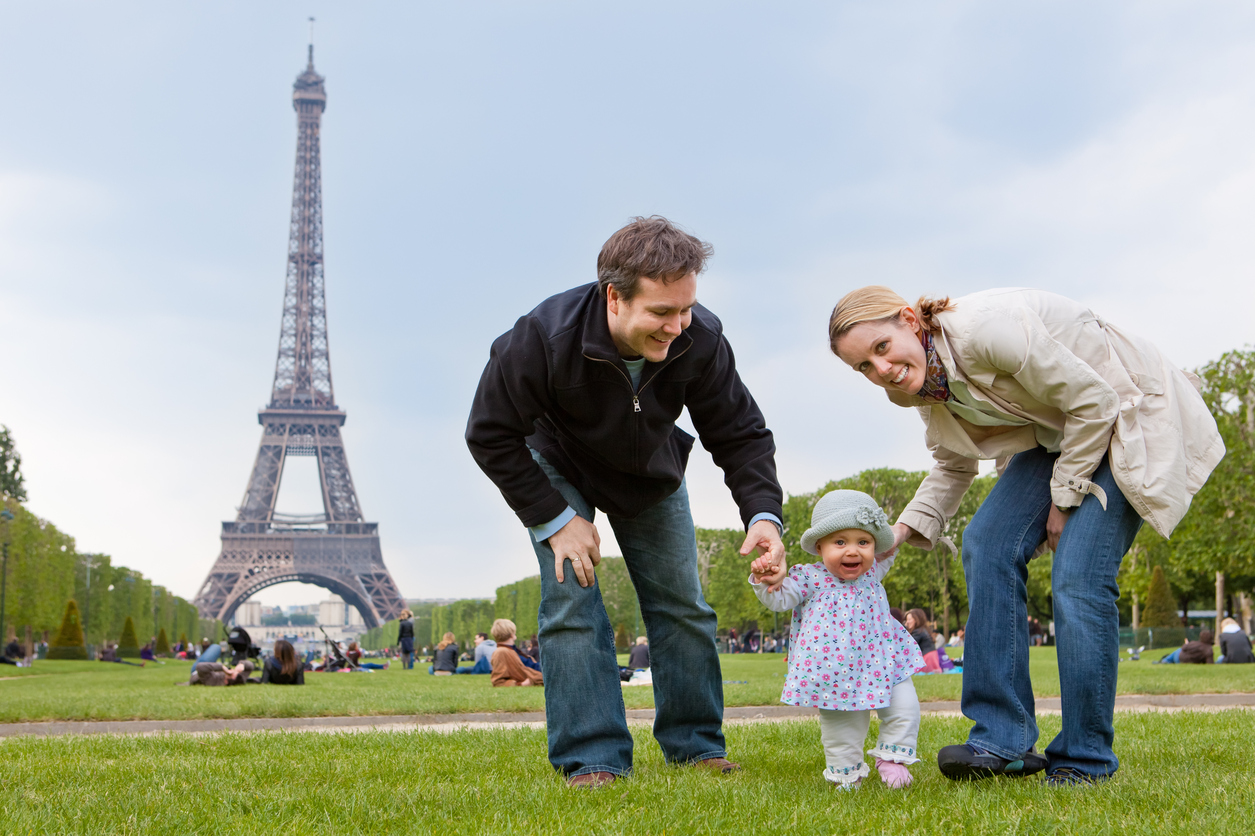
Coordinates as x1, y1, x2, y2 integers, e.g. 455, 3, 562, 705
597, 216, 713, 301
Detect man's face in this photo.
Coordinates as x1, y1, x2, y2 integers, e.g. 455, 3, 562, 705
606, 273, 698, 363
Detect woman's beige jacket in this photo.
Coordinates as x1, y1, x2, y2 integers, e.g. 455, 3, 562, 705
890, 288, 1225, 550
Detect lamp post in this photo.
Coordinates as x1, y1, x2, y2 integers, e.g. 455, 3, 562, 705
0, 507, 14, 644
83, 555, 96, 649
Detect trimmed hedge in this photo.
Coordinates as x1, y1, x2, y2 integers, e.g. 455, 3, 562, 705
47, 599, 87, 660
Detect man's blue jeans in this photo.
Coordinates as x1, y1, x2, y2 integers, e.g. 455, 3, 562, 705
528, 450, 726, 778
961, 447, 1141, 777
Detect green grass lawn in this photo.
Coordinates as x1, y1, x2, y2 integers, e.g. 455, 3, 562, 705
2, 647, 1253, 724
2, 711, 1252, 834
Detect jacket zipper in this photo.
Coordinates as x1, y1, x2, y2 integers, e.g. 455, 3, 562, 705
583, 337, 692, 414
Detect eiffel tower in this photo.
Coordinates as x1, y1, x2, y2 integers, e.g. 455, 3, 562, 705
193, 45, 404, 629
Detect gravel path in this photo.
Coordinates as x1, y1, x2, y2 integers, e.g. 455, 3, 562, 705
3, 693, 1254, 740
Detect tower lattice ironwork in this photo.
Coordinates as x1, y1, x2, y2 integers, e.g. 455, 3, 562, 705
194, 47, 404, 628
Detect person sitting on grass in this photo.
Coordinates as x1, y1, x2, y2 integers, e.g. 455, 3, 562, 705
261, 639, 305, 685
1156, 630, 1215, 664
750, 490, 924, 791
490, 618, 544, 688
1, 638, 22, 665
905, 609, 942, 673
429, 633, 459, 676
346, 641, 388, 670
627, 636, 650, 670
1218, 618, 1254, 664
98, 642, 144, 667
189, 659, 253, 686
457, 632, 497, 674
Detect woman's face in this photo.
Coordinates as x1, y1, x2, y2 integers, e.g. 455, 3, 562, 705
904, 613, 917, 631
835, 308, 928, 396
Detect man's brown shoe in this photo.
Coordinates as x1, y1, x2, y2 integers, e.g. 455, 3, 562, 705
695, 757, 741, 773
567, 771, 617, 788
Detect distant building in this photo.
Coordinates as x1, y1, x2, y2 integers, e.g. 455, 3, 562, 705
236, 600, 262, 627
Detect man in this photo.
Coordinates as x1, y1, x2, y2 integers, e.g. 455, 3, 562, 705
457, 631, 497, 674
467, 216, 786, 787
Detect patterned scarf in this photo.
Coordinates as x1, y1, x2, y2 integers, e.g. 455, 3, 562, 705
916, 330, 952, 403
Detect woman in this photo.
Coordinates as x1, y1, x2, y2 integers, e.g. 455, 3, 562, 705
905, 609, 941, 673
829, 286, 1224, 786
1218, 618, 1255, 664
396, 608, 416, 670
430, 632, 459, 676
261, 639, 305, 685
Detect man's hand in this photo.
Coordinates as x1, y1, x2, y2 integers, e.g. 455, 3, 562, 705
741, 519, 786, 592
548, 514, 602, 588
1046, 505, 1070, 553
877, 523, 912, 562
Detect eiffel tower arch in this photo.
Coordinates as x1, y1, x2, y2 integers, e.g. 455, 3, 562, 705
194, 45, 404, 629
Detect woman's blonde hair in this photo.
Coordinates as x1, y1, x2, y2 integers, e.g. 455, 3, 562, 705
436, 631, 456, 651
399, 608, 413, 620
490, 618, 517, 643
828, 285, 954, 355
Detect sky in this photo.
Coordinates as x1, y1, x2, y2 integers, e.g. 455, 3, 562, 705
2, 2, 1254, 608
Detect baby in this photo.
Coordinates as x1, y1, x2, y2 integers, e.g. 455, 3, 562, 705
751, 489, 923, 789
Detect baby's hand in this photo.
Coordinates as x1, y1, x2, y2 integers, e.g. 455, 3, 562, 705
750, 555, 787, 591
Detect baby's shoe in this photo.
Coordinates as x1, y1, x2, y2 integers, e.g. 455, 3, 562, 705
875, 758, 913, 789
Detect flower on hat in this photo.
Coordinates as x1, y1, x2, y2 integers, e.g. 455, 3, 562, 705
855, 505, 890, 530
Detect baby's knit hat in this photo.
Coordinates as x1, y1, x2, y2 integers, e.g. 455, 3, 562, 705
799, 490, 894, 555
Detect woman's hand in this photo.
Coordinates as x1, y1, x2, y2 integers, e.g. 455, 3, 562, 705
1046, 505, 1071, 553
877, 523, 912, 561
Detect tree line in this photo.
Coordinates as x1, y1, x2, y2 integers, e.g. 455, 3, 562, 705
0, 426, 221, 649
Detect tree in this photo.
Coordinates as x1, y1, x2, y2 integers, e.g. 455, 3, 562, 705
179, 632, 188, 648
0, 425, 26, 502
47, 599, 87, 660
117, 615, 140, 658
155, 627, 171, 655
1142, 566, 1178, 628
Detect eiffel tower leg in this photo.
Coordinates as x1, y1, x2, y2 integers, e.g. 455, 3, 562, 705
238, 432, 287, 531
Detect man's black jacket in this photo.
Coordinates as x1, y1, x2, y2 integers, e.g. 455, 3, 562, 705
466, 282, 782, 528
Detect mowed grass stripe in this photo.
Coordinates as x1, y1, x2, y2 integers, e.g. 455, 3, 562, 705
3, 649, 1255, 724
1, 712, 1252, 835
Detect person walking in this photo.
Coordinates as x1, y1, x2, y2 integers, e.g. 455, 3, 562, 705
828, 286, 1224, 786
467, 216, 786, 787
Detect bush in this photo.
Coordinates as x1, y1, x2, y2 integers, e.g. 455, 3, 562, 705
155, 627, 170, 656
1142, 566, 1179, 628
47, 600, 87, 660
117, 616, 140, 658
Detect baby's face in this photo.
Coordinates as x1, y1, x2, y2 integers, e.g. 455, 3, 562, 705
817, 528, 876, 581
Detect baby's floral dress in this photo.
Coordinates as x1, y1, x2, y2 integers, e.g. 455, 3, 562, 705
754, 557, 923, 711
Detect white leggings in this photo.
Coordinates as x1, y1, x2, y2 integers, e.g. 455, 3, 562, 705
818, 679, 920, 785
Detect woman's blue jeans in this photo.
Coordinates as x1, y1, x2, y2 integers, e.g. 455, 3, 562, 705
528, 451, 726, 778
961, 447, 1141, 777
